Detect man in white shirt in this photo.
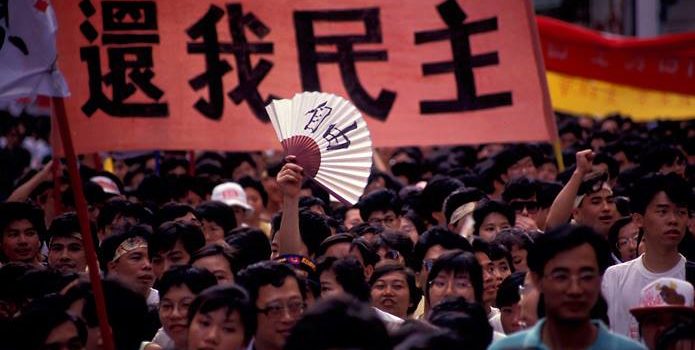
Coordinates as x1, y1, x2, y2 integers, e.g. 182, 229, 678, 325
602, 173, 691, 339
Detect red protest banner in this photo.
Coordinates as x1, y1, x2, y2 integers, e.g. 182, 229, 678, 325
54, 0, 556, 154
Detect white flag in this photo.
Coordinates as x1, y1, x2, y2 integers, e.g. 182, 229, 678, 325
0, 0, 69, 102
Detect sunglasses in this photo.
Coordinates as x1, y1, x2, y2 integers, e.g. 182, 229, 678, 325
509, 200, 539, 214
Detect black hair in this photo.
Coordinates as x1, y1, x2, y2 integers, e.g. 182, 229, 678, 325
18, 268, 79, 301
477, 239, 514, 273
527, 224, 612, 276
190, 244, 237, 274
593, 152, 620, 182
472, 199, 516, 236
537, 181, 563, 209
493, 228, 534, 252
238, 175, 268, 207
300, 180, 331, 213
412, 227, 472, 272
96, 199, 151, 232
148, 221, 206, 259
391, 160, 423, 184
225, 227, 271, 272
417, 175, 464, 222
157, 265, 218, 298
299, 195, 326, 212
47, 212, 98, 247
135, 174, 172, 208
394, 329, 463, 350
348, 222, 384, 237
298, 209, 332, 257
502, 176, 539, 203
187, 285, 257, 345
195, 201, 237, 234
493, 144, 536, 177
369, 262, 421, 315
358, 189, 402, 221
496, 271, 525, 307
375, 229, 415, 267
427, 297, 493, 350
284, 295, 392, 350
9, 294, 88, 350
98, 225, 152, 272
655, 319, 695, 350
607, 217, 635, 261
159, 157, 189, 176
630, 173, 690, 215
349, 237, 380, 268
442, 188, 485, 225
425, 250, 484, 303
317, 233, 356, 258
0, 201, 46, 241
401, 210, 428, 236
640, 143, 686, 174
318, 256, 371, 302
0, 262, 34, 307
236, 261, 306, 304
155, 203, 198, 227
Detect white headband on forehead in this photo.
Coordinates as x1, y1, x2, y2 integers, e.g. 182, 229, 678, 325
449, 202, 477, 225
111, 237, 148, 263
573, 182, 613, 209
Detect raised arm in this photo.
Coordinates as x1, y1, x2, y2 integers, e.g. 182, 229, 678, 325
6, 160, 54, 202
275, 156, 308, 256
544, 150, 594, 231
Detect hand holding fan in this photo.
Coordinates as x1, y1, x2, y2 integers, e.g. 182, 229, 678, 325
266, 92, 373, 205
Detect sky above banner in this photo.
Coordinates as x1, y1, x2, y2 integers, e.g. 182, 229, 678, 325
53, 0, 556, 154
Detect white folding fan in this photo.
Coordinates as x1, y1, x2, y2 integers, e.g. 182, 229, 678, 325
266, 92, 373, 205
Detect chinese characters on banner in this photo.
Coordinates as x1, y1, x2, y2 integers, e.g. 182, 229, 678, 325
54, 0, 556, 154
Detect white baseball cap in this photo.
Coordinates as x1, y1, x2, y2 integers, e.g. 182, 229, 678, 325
630, 277, 695, 319
211, 182, 254, 213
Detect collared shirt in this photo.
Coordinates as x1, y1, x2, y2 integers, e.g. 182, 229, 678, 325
488, 319, 646, 350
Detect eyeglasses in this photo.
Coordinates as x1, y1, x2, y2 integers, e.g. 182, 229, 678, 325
509, 200, 539, 214
257, 300, 306, 319
616, 235, 639, 249
383, 249, 401, 261
422, 259, 435, 272
428, 276, 472, 291
518, 283, 534, 296
543, 270, 598, 287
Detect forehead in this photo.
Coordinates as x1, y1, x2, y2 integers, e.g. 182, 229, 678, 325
369, 210, 396, 218
646, 191, 685, 210
118, 246, 148, 260
194, 254, 230, 268
257, 276, 301, 303
585, 188, 612, 200
50, 236, 82, 245
377, 271, 407, 282
4, 219, 35, 231
543, 243, 598, 271
482, 212, 509, 224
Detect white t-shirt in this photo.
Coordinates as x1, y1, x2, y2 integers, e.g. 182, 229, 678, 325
601, 254, 686, 339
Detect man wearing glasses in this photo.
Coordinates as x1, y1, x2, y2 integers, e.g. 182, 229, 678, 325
237, 261, 306, 350
490, 224, 645, 349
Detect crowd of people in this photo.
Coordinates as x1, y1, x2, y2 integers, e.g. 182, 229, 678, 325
0, 112, 693, 350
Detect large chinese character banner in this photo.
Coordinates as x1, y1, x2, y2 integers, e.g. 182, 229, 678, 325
54, 0, 556, 154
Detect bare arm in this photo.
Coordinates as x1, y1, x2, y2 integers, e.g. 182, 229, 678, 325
544, 150, 593, 231
6, 160, 54, 202
275, 156, 308, 256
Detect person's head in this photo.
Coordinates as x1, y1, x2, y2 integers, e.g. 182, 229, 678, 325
47, 212, 95, 274
99, 226, 154, 297
0, 202, 45, 264
425, 250, 483, 312
10, 295, 87, 350
630, 173, 690, 252
418, 175, 464, 225
442, 188, 485, 236
496, 272, 526, 334
283, 295, 392, 350
495, 145, 538, 182
348, 222, 384, 243
413, 227, 472, 288
493, 228, 534, 272
296, 209, 332, 258
299, 196, 327, 216
427, 297, 493, 350
359, 189, 402, 230
472, 199, 515, 241
235, 261, 306, 350
225, 227, 271, 272
399, 210, 427, 245
96, 199, 149, 240
316, 256, 371, 302
156, 202, 200, 228
527, 224, 611, 324
535, 180, 563, 230
211, 181, 253, 225
374, 230, 414, 267
641, 143, 687, 178
348, 237, 380, 279
196, 201, 238, 244
317, 233, 355, 259
369, 262, 421, 319
502, 176, 541, 224
631, 278, 695, 350
158, 265, 218, 349
471, 238, 503, 310
0, 262, 34, 320
518, 270, 540, 329
608, 216, 640, 262
572, 172, 618, 237
186, 285, 256, 350
191, 244, 236, 285
238, 176, 268, 221
149, 221, 206, 280
342, 205, 363, 230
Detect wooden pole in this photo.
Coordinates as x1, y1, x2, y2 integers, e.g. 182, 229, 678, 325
51, 97, 115, 350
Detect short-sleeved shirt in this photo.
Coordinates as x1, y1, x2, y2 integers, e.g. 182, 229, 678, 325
488, 319, 646, 350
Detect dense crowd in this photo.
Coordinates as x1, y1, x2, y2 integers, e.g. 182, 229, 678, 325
0, 113, 693, 350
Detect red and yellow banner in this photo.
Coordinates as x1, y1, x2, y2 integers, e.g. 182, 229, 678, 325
537, 16, 695, 120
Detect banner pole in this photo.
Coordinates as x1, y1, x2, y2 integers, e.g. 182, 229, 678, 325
51, 158, 64, 215
51, 97, 115, 350
188, 150, 196, 176
553, 140, 565, 172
